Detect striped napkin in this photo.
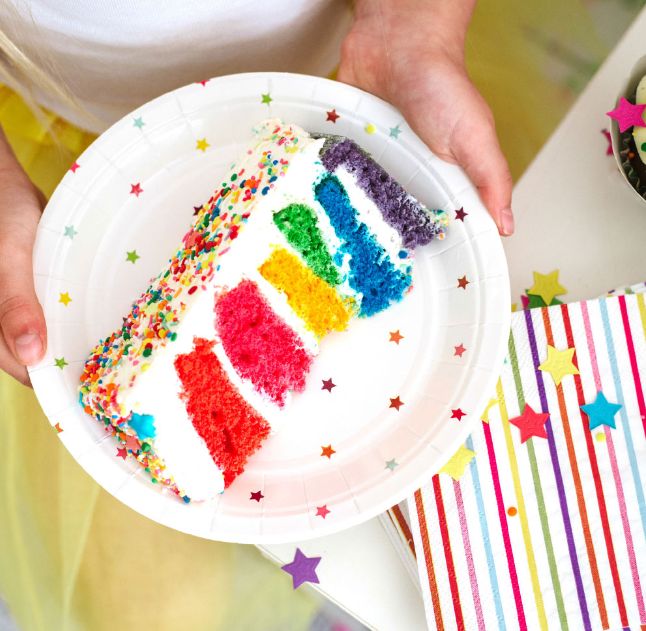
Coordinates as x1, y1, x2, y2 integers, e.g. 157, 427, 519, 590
409, 291, 646, 630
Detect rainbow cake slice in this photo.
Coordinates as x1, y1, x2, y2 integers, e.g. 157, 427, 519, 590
79, 119, 448, 501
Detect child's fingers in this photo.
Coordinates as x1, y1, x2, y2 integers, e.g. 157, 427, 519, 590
450, 109, 515, 236
0, 335, 30, 386
0, 129, 47, 375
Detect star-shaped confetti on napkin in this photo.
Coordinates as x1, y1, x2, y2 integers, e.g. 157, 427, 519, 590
581, 391, 622, 430
439, 445, 475, 480
509, 403, 550, 443
539, 345, 580, 386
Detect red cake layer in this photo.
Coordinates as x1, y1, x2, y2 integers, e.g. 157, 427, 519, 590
174, 337, 271, 487
214, 279, 314, 406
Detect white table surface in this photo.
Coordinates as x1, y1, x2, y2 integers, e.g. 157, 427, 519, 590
260, 7, 646, 630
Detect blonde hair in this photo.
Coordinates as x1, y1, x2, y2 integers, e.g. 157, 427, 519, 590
0, 2, 96, 134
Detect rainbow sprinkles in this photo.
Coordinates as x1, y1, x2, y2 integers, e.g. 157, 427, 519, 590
79, 119, 448, 501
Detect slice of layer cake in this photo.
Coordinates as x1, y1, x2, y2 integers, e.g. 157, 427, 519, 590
79, 119, 448, 501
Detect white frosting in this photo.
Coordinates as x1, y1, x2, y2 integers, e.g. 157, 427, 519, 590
110, 123, 411, 500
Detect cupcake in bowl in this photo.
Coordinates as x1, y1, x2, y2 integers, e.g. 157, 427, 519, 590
607, 57, 646, 201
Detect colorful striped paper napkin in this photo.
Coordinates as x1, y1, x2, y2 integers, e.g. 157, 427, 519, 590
409, 292, 646, 631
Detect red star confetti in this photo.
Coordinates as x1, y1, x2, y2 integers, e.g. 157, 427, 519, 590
54, 423, 63, 433
69, 161, 80, 173
390, 396, 404, 411
130, 182, 143, 197
281, 548, 321, 589
116, 447, 128, 460
451, 408, 466, 421
389, 330, 404, 344
606, 97, 646, 133
455, 207, 468, 221
321, 445, 336, 458
457, 275, 470, 290
250, 490, 264, 502
326, 109, 340, 123
509, 403, 550, 443
193, 205, 203, 216
321, 378, 336, 392
197, 79, 209, 86
316, 505, 330, 519
601, 129, 613, 156
454, 343, 466, 357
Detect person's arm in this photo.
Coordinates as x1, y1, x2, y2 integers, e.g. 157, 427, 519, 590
338, 0, 514, 235
0, 127, 47, 385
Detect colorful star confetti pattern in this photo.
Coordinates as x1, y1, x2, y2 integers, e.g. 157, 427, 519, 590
581, 391, 622, 430
321, 445, 335, 459
281, 548, 321, 589
389, 125, 401, 139
126, 250, 140, 264
527, 270, 567, 306
64, 225, 77, 239
326, 109, 340, 123
389, 396, 404, 411
385, 458, 399, 471
440, 445, 475, 480
389, 330, 404, 344
261, 92, 272, 105
606, 97, 646, 132
509, 404, 550, 443
130, 182, 143, 196
321, 378, 336, 392
539, 345, 579, 386
54, 357, 68, 370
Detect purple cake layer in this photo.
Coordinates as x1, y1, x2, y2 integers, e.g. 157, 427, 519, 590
319, 138, 445, 248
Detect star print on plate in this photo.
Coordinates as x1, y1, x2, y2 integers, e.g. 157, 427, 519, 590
69, 161, 80, 173
389, 330, 404, 344
385, 458, 399, 471
133, 117, 145, 129
455, 207, 468, 222
606, 97, 646, 132
389, 396, 404, 411
116, 447, 128, 460
249, 490, 264, 502
389, 124, 401, 139
281, 548, 321, 589
539, 345, 579, 386
315, 505, 330, 518
326, 109, 339, 123
527, 270, 566, 306
130, 182, 143, 196
509, 403, 550, 443
451, 408, 466, 421
261, 92, 272, 105
195, 138, 210, 152
581, 391, 622, 430
64, 225, 77, 239
126, 250, 140, 264
454, 343, 466, 357
439, 445, 475, 480
54, 423, 63, 433
457, 275, 469, 290
54, 357, 68, 370
321, 378, 336, 392
320, 445, 335, 459
58, 292, 72, 306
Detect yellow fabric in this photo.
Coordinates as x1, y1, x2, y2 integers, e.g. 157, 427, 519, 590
0, 0, 629, 626
0, 90, 318, 631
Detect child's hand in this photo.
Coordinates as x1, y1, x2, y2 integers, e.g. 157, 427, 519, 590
338, 0, 514, 236
0, 128, 47, 385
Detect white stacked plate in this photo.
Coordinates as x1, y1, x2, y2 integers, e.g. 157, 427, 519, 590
29, 72, 510, 543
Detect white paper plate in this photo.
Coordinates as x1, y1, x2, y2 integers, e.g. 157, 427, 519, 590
29, 72, 510, 543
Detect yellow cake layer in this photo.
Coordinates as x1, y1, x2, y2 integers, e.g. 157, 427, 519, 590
258, 247, 352, 338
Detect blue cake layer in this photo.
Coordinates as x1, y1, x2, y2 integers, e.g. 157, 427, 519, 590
314, 174, 412, 317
